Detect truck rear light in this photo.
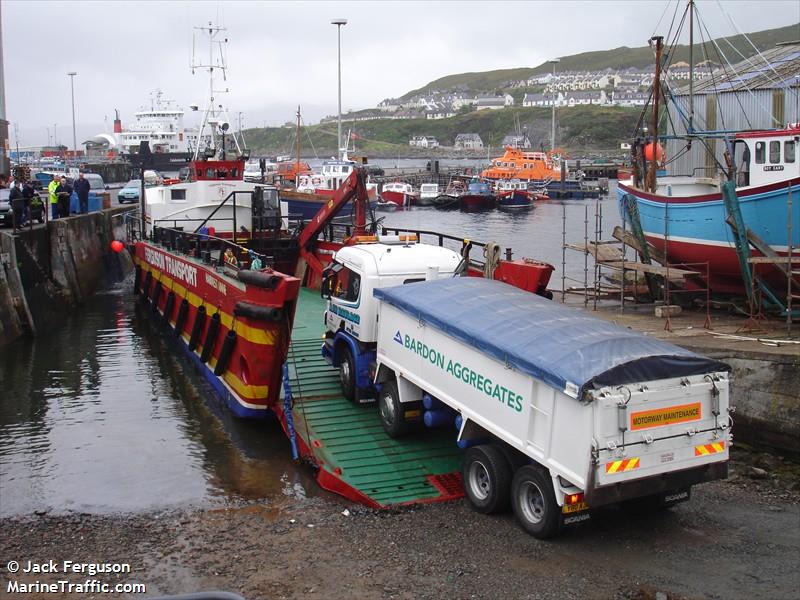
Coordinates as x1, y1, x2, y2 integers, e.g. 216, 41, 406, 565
565, 492, 584, 506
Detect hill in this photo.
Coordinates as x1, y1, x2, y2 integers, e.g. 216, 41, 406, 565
399, 23, 799, 100
244, 105, 642, 158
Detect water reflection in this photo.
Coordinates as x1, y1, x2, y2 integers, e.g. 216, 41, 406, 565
0, 286, 318, 516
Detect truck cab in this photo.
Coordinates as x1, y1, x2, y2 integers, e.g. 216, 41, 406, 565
321, 235, 462, 402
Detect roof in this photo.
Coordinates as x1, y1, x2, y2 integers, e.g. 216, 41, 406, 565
373, 278, 728, 400
336, 242, 461, 277
676, 42, 800, 95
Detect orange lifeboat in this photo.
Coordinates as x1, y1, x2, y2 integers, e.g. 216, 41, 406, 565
481, 146, 565, 182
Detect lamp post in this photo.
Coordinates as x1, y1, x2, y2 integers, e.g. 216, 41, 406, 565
331, 18, 347, 158
549, 59, 559, 152
67, 72, 77, 159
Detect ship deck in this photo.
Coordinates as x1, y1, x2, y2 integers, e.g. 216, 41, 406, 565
283, 288, 464, 507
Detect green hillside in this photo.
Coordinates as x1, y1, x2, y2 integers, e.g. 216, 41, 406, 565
244, 105, 641, 158
400, 23, 799, 99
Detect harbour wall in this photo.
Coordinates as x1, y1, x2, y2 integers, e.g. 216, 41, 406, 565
0, 207, 134, 348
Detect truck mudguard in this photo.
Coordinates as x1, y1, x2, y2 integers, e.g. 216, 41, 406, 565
332, 331, 376, 391
373, 278, 729, 401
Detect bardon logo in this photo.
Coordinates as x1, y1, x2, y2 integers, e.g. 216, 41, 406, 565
393, 331, 403, 344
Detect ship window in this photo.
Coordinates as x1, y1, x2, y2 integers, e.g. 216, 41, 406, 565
754, 142, 766, 164
784, 141, 795, 163
769, 141, 780, 164
170, 188, 186, 201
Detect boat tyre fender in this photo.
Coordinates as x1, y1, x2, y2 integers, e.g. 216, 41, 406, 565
188, 305, 207, 352
150, 281, 162, 314
511, 465, 562, 539
233, 301, 283, 322
162, 291, 176, 326
462, 444, 512, 514
200, 312, 221, 363
238, 269, 281, 290
133, 265, 142, 296
174, 298, 189, 337
140, 270, 153, 304
214, 330, 237, 376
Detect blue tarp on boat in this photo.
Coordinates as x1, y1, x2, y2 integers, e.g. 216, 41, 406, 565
373, 277, 728, 400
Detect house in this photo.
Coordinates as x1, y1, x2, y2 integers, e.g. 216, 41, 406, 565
475, 96, 507, 111
501, 134, 531, 149
562, 90, 608, 107
454, 133, 484, 150
409, 135, 439, 148
612, 91, 648, 107
378, 98, 400, 112
523, 92, 564, 107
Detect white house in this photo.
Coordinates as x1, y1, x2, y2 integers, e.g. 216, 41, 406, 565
475, 96, 507, 111
409, 135, 439, 148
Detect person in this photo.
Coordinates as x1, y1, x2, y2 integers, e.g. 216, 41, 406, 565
48, 176, 60, 220
55, 177, 72, 219
9, 181, 25, 227
74, 172, 91, 214
21, 179, 36, 224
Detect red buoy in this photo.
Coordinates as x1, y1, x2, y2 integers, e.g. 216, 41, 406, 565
111, 240, 124, 253
644, 142, 664, 162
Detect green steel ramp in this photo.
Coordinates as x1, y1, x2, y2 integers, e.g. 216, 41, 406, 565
283, 288, 464, 507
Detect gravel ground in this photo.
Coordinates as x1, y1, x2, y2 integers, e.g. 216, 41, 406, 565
1, 448, 798, 600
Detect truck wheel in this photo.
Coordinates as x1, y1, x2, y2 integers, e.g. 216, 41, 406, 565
462, 445, 512, 514
511, 465, 562, 539
378, 380, 409, 437
338, 346, 356, 402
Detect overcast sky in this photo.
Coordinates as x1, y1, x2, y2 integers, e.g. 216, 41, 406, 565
3, 0, 798, 147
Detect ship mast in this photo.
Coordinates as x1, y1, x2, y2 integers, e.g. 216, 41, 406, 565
296, 106, 301, 175
688, 0, 694, 134
647, 35, 664, 193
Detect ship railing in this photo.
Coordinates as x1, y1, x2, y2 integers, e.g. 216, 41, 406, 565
379, 226, 516, 268
148, 222, 274, 273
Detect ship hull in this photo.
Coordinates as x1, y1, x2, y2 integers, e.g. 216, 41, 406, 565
132, 241, 300, 417
460, 193, 495, 212
617, 178, 800, 294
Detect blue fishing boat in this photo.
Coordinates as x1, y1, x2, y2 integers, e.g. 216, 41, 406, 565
460, 179, 495, 212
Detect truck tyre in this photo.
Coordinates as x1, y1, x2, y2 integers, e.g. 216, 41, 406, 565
462, 445, 512, 514
511, 465, 562, 539
378, 380, 409, 437
338, 345, 356, 402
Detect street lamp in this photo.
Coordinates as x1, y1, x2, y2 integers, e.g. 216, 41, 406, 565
331, 18, 347, 158
549, 59, 559, 152
67, 71, 77, 158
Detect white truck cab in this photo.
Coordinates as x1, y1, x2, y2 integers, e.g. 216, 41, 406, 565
321, 235, 462, 401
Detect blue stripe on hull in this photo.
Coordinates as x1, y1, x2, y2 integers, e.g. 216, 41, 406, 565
287, 199, 354, 220
617, 183, 800, 248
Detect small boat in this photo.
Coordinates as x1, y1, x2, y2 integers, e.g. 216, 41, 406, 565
375, 200, 398, 212
380, 181, 418, 207
432, 179, 466, 210
495, 179, 533, 210
460, 179, 495, 212
418, 183, 441, 206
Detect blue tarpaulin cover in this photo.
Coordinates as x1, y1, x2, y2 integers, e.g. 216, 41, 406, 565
374, 278, 728, 400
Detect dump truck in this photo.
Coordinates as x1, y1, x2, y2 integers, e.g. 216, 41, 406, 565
321, 238, 732, 538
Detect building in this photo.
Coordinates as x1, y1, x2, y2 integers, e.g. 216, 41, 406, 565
501, 134, 531, 149
664, 42, 800, 177
612, 91, 649, 107
523, 92, 562, 107
409, 135, 439, 148
562, 90, 608, 107
454, 133, 484, 150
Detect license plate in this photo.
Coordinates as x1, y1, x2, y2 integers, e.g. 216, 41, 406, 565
562, 501, 589, 514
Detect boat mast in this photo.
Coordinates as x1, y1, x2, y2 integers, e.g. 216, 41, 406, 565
191, 22, 228, 161
296, 105, 301, 174
647, 35, 664, 193
689, 0, 694, 134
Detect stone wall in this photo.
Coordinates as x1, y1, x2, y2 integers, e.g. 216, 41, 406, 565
0, 207, 133, 348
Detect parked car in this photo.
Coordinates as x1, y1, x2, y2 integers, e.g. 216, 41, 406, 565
118, 179, 142, 203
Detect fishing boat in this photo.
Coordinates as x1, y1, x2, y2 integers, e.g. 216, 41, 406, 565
460, 179, 496, 212
495, 179, 533, 210
418, 183, 441, 206
616, 2, 799, 302
380, 181, 418, 207
432, 179, 466, 210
